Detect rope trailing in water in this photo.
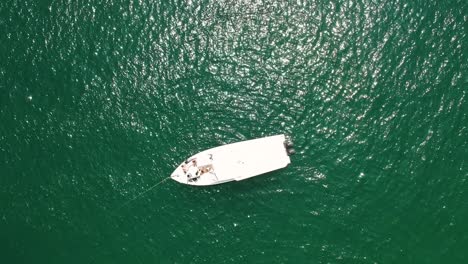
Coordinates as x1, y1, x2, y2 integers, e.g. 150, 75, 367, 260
117, 177, 170, 210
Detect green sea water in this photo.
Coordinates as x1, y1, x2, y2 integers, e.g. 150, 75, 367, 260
1, 0, 467, 263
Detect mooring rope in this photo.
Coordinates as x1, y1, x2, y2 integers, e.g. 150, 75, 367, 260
116, 177, 171, 211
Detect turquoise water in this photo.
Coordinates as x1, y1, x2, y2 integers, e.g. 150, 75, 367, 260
1, 0, 467, 263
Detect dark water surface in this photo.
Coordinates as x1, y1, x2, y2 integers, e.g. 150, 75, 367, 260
1, 0, 467, 263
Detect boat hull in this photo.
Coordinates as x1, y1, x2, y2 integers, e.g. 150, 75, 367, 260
170, 134, 291, 186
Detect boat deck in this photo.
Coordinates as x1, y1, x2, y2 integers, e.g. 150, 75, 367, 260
171, 134, 291, 186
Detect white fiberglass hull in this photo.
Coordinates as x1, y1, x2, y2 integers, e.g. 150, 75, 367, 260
170, 134, 293, 186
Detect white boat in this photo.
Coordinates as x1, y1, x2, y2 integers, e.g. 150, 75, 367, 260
170, 134, 294, 186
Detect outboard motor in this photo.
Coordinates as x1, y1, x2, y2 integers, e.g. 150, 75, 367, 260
284, 137, 295, 156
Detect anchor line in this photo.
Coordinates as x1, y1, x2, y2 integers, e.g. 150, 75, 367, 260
117, 177, 170, 210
